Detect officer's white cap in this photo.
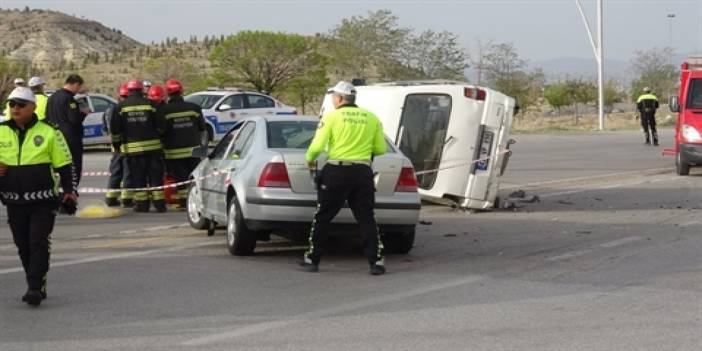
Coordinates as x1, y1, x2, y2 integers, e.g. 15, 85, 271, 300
28, 76, 45, 87
328, 81, 356, 95
643, 87, 651, 93
7, 87, 36, 103
13, 78, 25, 85
143, 80, 152, 87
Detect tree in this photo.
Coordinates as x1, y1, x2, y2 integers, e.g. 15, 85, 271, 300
544, 82, 571, 113
630, 47, 678, 100
283, 66, 328, 114
327, 9, 409, 79
603, 79, 625, 113
210, 31, 325, 94
565, 79, 596, 124
471, 38, 494, 85
481, 42, 542, 112
142, 56, 196, 84
387, 30, 469, 81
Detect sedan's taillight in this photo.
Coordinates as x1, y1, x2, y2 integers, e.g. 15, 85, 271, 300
257, 162, 291, 188
395, 167, 418, 192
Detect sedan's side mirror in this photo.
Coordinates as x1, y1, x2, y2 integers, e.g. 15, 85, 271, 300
669, 96, 680, 113
218, 104, 232, 111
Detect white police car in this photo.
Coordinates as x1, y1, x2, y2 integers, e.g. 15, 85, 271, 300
184, 88, 297, 141
75, 93, 118, 146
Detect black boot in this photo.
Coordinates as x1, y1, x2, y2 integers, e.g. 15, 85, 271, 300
22, 290, 42, 306
134, 201, 150, 213
153, 199, 167, 213
121, 198, 134, 208
105, 197, 120, 207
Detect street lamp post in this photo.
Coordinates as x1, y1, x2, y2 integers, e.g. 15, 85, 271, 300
575, 0, 605, 131
667, 13, 676, 48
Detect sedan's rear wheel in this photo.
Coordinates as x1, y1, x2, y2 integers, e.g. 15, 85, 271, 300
187, 185, 210, 230
382, 228, 416, 254
226, 197, 257, 256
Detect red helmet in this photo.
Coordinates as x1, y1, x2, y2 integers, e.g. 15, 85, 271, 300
118, 83, 129, 98
165, 79, 183, 95
126, 79, 143, 91
147, 85, 166, 103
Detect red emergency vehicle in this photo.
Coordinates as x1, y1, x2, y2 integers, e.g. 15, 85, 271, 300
669, 56, 702, 175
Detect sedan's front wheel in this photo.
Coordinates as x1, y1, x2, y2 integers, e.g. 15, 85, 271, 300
226, 197, 257, 256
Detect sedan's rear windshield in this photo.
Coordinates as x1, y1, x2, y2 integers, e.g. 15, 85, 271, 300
267, 121, 318, 149
267, 120, 397, 152
185, 94, 221, 110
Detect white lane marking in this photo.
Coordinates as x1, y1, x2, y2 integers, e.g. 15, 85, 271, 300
546, 236, 642, 262
539, 176, 679, 199
181, 275, 484, 346
679, 221, 700, 227
0, 241, 218, 275
501, 168, 671, 190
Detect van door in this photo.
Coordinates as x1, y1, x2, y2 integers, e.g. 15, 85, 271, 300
396, 94, 452, 190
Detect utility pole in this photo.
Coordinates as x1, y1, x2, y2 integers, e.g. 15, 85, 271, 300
667, 13, 676, 48
575, 0, 605, 131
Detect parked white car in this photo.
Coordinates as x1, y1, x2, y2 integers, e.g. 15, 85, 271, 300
185, 88, 297, 142
75, 93, 118, 146
186, 115, 421, 256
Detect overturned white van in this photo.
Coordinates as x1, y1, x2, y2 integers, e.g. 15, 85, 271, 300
321, 81, 517, 209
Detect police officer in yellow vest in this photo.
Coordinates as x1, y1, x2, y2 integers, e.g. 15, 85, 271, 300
299, 81, 387, 275
27, 76, 48, 120
0, 87, 77, 306
636, 87, 660, 146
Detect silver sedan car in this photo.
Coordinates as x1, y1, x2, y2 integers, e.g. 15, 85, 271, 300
186, 115, 421, 256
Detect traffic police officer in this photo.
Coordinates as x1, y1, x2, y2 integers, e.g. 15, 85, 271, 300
110, 79, 166, 212
636, 87, 660, 146
0, 87, 77, 306
299, 81, 387, 275
27, 76, 49, 120
104, 84, 133, 207
159, 79, 206, 209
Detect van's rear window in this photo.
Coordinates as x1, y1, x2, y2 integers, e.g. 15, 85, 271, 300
687, 79, 702, 108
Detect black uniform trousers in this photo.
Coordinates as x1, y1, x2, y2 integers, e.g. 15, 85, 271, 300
166, 157, 201, 202
125, 153, 165, 203
7, 202, 57, 293
68, 140, 83, 186
305, 164, 383, 266
641, 114, 658, 143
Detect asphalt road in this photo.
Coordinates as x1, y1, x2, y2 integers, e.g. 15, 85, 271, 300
3, 129, 702, 350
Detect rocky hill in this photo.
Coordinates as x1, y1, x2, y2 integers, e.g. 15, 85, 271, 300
0, 8, 141, 69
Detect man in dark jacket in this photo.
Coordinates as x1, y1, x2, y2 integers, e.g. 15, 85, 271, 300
159, 79, 206, 209
46, 74, 87, 184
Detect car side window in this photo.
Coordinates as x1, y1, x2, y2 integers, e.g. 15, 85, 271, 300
91, 97, 114, 113
219, 94, 244, 110
210, 123, 242, 160
76, 97, 90, 111
226, 122, 256, 160
246, 94, 275, 109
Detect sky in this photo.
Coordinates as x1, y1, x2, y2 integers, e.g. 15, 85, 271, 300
2, 0, 702, 63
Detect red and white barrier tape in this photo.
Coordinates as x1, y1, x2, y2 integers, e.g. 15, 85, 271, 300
414, 149, 511, 176
76, 169, 230, 194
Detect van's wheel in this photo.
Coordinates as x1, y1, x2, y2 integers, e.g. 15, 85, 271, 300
187, 185, 210, 230
226, 196, 257, 256
676, 152, 690, 176
382, 228, 416, 254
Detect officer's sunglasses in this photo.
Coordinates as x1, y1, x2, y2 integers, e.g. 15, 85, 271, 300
8, 100, 28, 109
